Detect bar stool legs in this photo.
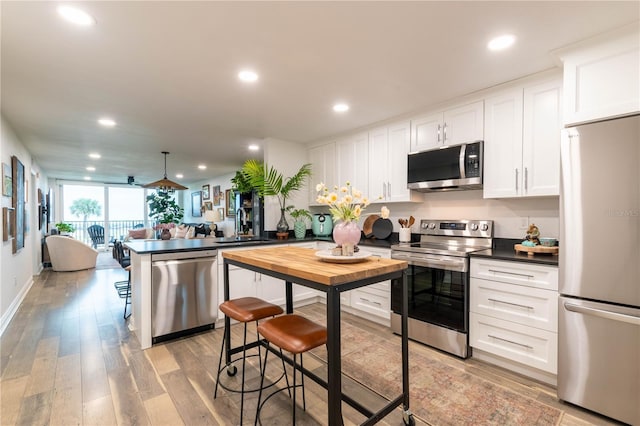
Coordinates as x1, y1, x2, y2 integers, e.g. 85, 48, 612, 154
213, 297, 286, 425
254, 314, 327, 426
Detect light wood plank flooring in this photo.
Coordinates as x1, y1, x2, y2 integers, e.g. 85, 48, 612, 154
0, 260, 623, 425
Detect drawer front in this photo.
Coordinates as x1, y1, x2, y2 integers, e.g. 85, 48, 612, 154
350, 288, 390, 319
471, 258, 558, 291
471, 278, 558, 332
470, 313, 557, 374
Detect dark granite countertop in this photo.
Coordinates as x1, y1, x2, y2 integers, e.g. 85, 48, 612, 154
471, 238, 559, 266
125, 232, 401, 255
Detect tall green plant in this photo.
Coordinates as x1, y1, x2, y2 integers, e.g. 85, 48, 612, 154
146, 191, 184, 224
241, 160, 312, 212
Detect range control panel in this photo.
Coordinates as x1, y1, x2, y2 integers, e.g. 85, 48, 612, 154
419, 219, 493, 238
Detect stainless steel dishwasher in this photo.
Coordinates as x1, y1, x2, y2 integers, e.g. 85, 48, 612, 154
151, 250, 217, 343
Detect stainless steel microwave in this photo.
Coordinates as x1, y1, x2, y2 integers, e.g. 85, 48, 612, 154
407, 141, 483, 191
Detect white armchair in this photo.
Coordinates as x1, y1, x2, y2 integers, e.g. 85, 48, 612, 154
46, 235, 98, 271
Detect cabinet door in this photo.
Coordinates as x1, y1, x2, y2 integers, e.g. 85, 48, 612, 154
386, 121, 412, 202
256, 273, 286, 306
483, 89, 524, 198
443, 101, 484, 145
368, 126, 389, 200
522, 79, 562, 197
410, 112, 442, 152
337, 133, 368, 195
308, 142, 336, 205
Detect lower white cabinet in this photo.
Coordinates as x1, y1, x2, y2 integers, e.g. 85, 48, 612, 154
348, 246, 391, 324
469, 258, 558, 379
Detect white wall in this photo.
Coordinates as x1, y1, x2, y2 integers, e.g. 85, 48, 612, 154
263, 137, 309, 231
1, 115, 48, 335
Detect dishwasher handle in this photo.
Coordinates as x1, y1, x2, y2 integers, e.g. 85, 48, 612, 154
152, 257, 216, 267
152, 250, 217, 262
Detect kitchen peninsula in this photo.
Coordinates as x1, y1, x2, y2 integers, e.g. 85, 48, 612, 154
125, 237, 279, 349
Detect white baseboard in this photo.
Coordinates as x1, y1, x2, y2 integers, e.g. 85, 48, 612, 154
0, 276, 34, 337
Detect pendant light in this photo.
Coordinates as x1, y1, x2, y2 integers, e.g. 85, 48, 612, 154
142, 151, 187, 192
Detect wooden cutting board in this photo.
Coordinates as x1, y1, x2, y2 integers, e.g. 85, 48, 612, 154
514, 244, 559, 257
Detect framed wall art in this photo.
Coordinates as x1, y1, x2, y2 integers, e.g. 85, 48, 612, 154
11, 155, 25, 253
225, 189, 235, 217
191, 191, 202, 217
3, 207, 14, 241
213, 185, 221, 206
202, 184, 210, 200
2, 162, 12, 197
203, 201, 213, 211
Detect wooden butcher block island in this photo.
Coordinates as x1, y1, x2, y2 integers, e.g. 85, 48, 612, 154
221, 246, 413, 426
222, 245, 406, 286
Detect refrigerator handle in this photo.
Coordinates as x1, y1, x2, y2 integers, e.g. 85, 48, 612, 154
564, 302, 640, 326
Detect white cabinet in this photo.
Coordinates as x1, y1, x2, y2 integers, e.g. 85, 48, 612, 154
349, 246, 391, 324
368, 121, 421, 203
410, 101, 484, 152
483, 78, 562, 198
337, 132, 369, 195
308, 142, 336, 205
558, 23, 640, 126
470, 258, 558, 377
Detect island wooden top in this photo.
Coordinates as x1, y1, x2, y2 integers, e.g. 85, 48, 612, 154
222, 246, 407, 286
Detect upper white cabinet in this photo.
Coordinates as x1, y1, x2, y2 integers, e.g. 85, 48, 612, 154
410, 101, 484, 152
557, 23, 640, 126
308, 142, 336, 205
369, 121, 421, 203
483, 77, 562, 198
337, 132, 369, 195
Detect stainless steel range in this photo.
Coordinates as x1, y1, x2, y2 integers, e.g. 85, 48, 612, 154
390, 219, 493, 358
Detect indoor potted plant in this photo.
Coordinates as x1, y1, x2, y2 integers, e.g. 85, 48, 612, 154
146, 191, 184, 239
289, 208, 312, 239
240, 160, 312, 237
54, 222, 75, 234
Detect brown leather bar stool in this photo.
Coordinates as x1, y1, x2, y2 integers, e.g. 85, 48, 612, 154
214, 297, 285, 425
255, 314, 327, 425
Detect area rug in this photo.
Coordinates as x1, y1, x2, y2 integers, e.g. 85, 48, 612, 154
340, 337, 562, 426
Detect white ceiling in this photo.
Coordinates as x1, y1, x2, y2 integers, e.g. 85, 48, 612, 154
2, 1, 638, 186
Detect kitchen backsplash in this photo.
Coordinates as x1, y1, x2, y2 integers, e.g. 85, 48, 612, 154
311, 189, 560, 240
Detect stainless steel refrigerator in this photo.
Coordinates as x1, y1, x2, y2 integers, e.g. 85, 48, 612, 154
559, 114, 639, 425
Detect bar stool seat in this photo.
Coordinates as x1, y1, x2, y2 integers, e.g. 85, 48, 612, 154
255, 314, 327, 425
214, 297, 285, 425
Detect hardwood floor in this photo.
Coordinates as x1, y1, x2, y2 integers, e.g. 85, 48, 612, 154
0, 260, 622, 425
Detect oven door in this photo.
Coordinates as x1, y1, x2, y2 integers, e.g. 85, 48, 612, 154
391, 253, 469, 333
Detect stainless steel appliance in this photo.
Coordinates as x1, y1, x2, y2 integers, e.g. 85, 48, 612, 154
407, 141, 483, 191
234, 190, 264, 237
151, 250, 217, 343
391, 219, 493, 358
312, 213, 333, 237
558, 114, 639, 425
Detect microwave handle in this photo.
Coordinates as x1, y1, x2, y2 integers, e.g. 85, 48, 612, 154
459, 143, 467, 179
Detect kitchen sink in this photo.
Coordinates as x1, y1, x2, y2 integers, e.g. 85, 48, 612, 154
212, 236, 271, 244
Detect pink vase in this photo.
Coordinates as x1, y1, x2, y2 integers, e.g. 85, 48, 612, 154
332, 221, 361, 246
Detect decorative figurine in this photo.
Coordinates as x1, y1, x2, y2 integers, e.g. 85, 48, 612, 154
524, 223, 541, 245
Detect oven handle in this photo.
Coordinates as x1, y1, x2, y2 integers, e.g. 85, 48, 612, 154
391, 252, 468, 272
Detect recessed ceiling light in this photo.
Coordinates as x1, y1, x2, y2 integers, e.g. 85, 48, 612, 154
98, 118, 116, 127
86, 166, 96, 171
333, 103, 349, 113
89, 153, 101, 159
175, 174, 184, 179
238, 70, 259, 82
248, 144, 259, 151
198, 164, 207, 170
83, 176, 92, 181
57, 5, 95, 26
488, 34, 516, 51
